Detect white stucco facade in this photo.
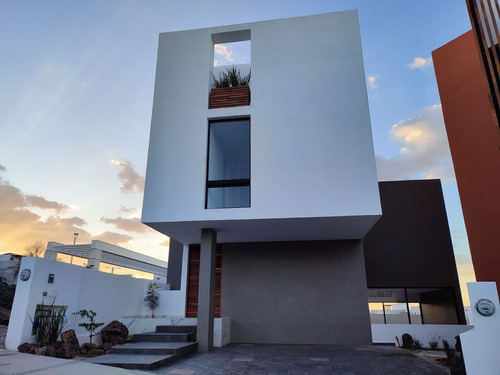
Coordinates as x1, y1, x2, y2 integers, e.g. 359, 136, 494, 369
142, 11, 381, 244
460, 282, 500, 375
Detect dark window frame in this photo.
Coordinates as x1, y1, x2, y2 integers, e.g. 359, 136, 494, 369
205, 117, 251, 209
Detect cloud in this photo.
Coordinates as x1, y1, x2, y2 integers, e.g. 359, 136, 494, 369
120, 206, 138, 214
101, 216, 153, 233
160, 239, 170, 247
367, 75, 378, 89
93, 231, 133, 245
110, 160, 145, 193
0, 165, 91, 253
25, 195, 69, 213
376, 104, 455, 181
214, 44, 233, 66
0, 164, 5, 172
406, 57, 432, 70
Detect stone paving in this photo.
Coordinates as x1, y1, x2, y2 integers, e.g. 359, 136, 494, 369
145, 344, 447, 375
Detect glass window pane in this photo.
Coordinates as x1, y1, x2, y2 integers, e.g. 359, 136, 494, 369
384, 302, 409, 324
208, 120, 250, 181
369, 302, 384, 324
207, 186, 250, 209
408, 302, 422, 324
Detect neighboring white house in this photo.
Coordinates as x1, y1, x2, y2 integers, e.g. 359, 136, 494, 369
0, 253, 22, 285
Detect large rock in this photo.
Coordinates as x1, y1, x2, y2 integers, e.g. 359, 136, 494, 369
401, 333, 414, 349
18, 342, 36, 354
60, 329, 80, 359
100, 320, 128, 346
34, 345, 56, 357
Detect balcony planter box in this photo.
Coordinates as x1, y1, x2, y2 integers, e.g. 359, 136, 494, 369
209, 85, 250, 109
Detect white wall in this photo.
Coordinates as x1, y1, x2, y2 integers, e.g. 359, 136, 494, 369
371, 324, 472, 348
142, 11, 381, 244
460, 282, 500, 375
6, 257, 149, 349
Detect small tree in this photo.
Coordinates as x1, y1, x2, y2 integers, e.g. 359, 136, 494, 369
73, 309, 104, 345
24, 241, 45, 257
144, 281, 161, 318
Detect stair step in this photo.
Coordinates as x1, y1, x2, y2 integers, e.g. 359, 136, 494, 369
85, 353, 176, 370
155, 325, 197, 334
111, 342, 198, 357
85, 325, 199, 371
134, 332, 195, 343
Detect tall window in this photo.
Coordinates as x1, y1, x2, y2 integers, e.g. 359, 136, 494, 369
206, 119, 250, 209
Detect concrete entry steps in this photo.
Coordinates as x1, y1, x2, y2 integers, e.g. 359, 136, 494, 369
85, 325, 198, 370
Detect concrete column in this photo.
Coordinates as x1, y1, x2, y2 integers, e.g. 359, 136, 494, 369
43, 249, 58, 261
197, 228, 217, 351
87, 247, 102, 270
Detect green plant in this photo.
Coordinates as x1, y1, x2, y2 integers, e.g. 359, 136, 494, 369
73, 309, 104, 345
211, 65, 251, 88
412, 338, 423, 350
30, 301, 67, 344
144, 281, 161, 318
442, 339, 456, 360
428, 332, 442, 350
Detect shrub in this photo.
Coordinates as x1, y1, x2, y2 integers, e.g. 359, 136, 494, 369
443, 339, 456, 360
428, 332, 442, 350
412, 338, 423, 350
429, 340, 439, 350
144, 281, 161, 318
73, 309, 104, 345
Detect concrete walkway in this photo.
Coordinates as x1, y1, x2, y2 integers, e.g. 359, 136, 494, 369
0, 345, 447, 375
144, 344, 447, 375
0, 349, 151, 375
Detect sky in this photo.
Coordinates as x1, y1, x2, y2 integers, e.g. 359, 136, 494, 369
0, 1, 475, 302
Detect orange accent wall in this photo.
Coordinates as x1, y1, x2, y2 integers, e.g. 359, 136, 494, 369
433, 31, 500, 294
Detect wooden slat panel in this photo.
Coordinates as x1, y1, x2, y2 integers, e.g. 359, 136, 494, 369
209, 86, 250, 109
185, 244, 222, 318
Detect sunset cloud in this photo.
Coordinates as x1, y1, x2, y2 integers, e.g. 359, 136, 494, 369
101, 216, 153, 233
406, 56, 432, 70
0, 172, 91, 252
111, 160, 145, 193
93, 231, 133, 245
376, 104, 454, 181
25, 195, 69, 213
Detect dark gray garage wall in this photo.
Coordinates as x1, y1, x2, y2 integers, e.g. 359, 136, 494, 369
221, 240, 372, 345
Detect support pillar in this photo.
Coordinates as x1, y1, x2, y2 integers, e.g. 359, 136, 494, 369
197, 228, 217, 351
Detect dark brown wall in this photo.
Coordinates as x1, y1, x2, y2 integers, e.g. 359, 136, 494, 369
363, 180, 465, 324
433, 31, 500, 294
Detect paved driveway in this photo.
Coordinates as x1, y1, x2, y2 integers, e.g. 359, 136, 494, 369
146, 344, 446, 375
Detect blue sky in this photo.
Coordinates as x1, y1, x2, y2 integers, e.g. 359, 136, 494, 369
0, 0, 474, 300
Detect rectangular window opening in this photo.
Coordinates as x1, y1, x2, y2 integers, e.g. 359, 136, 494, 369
206, 118, 250, 209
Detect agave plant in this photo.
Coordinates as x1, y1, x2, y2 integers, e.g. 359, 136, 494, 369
30, 301, 67, 344
211, 66, 251, 88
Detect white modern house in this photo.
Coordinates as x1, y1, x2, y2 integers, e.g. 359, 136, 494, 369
5, 10, 470, 355
142, 11, 382, 350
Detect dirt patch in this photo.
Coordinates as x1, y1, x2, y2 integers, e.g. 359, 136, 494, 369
416, 350, 449, 372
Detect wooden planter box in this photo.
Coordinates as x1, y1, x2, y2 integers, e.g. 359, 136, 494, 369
209, 85, 250, 109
